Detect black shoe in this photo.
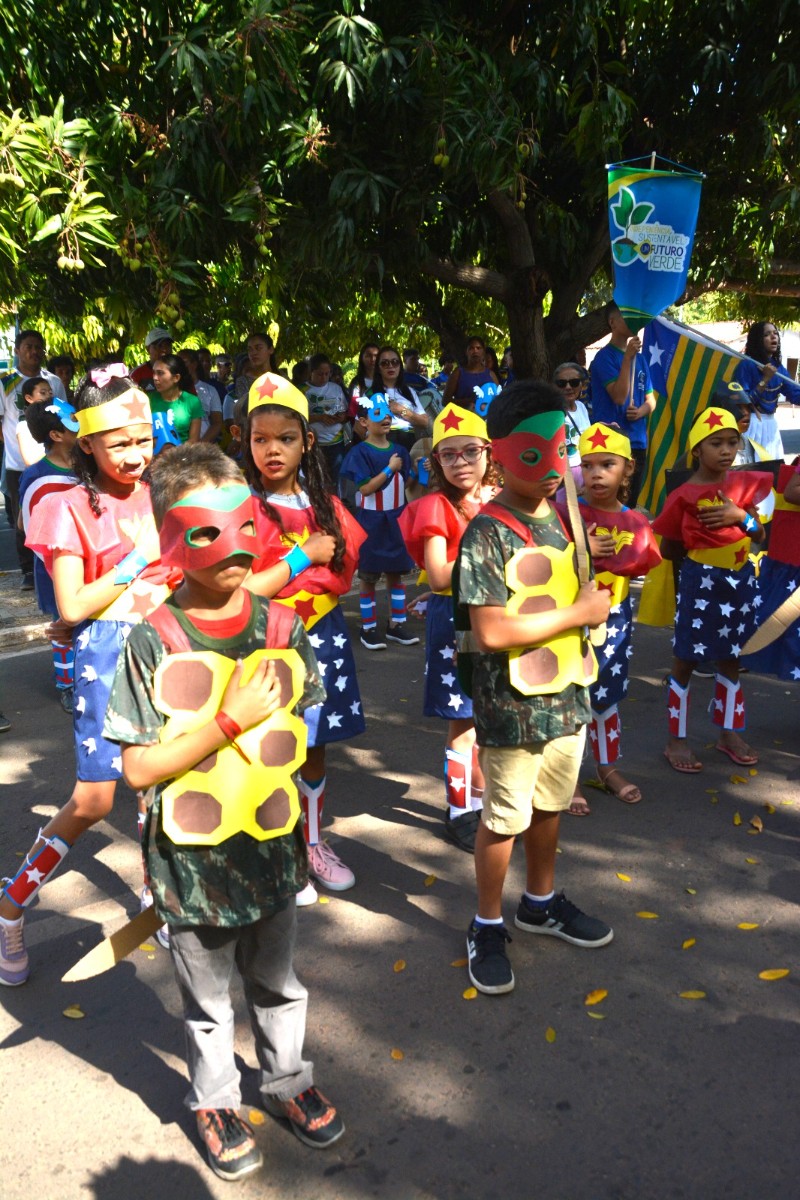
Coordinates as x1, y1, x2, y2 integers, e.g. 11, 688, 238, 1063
58, 687, 74, 715
386, 622, 419, 646
466, 919, 514, 995
263, 1086, 344, 1148
0, 712, 9, 734
360, 627, 387, 650
445, 809, 479, 853
20, 572, 34, 591
514, 891, 613, 947
196, 1108, 263, 1181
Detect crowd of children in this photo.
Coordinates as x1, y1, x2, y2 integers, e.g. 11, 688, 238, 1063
1, 342, 798, 1181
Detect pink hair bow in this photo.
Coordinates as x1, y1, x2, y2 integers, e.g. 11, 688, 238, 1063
90, 362, 129, 388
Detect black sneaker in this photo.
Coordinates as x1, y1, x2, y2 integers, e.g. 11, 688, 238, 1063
360, 627, 387, 651
466, 919, 514, 995
196, 1108, 263, 1181
58, 687, 74, 715
263, 1086, 344, 1148
20, 572, 34, 591
386, 622, 419, 646
514, 891, 613, 947
445, 809, 479, 853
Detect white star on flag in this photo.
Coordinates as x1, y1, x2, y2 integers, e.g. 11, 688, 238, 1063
334, 675, 348, 692
724, 575, 740, 588
309, 633, 324, 648
81, 665, 98, 683
606, 624, 619, 637
25, 866, 45, 885
714, 699, 724, 710
699, 575, 713, 590
610, 663, 622, 676
694, 599, 709, 611
719, 603, 734, 617
350, 700, 361, 714
78, 629, 91, 650
669, 706, 681, 720
334, 658, 344, 669
622, 678, 629, 691
607, 727, 619, 741
439, 646, 455, 660
692, 643, 706, 655
648, 344, 664, 366
318, 662, 327, 675
735, 702, 745, 715
692, 619, 703, 628
730, 643, 741, 655
111, 756, 122, 774
441, 672, 455, 687
327, 713, 343, 728
333, 633, 346, 648
737, 623, 746, 634
449, 774, 466, 792
75, 696, 86, 714
603, 645, 615, 659
595, 686, 608, 700
791, 668, 800, 680
449, 694, 464, 710
83, 737, 97, 754
753, 594, 762, 607
741, 604, 750, 615
719, 625, 731, 638
589, 726, 598, 741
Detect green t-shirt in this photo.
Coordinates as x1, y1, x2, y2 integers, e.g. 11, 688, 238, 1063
104, 594, 326, 927
455, 502, 591, 747
148, 390, 203, 442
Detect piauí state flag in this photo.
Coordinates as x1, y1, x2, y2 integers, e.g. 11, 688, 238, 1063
608, 158, 704, 333
638, 316, 739, 516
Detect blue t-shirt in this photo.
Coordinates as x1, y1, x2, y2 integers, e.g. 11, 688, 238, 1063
733, 357, 800, 415
589, 343, 653, 449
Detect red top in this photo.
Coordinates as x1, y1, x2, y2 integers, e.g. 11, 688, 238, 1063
26, 481, 157, 580
578, 503, 662, 578
192, 590, 253, 637
652, 471, 772, 550
398, 491, 480, 569
251, 491, 365, 596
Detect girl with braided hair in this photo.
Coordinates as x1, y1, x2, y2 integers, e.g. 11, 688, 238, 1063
240, 374, 366, 904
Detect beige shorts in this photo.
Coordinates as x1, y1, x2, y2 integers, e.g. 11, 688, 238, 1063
478, 728, 587, 836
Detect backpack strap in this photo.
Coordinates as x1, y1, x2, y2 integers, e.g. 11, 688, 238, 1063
145, 602, 192, 654
265, 599, 295, 649
481, 500, 535, 546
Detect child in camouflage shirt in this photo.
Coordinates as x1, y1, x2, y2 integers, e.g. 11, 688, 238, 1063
454, 381, 614, 996
105, 444, 344, 1182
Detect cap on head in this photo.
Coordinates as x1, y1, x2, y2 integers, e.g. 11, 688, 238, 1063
145, 327, 173, 348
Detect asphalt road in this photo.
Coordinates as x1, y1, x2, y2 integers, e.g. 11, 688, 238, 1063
0, 588, 798, 1200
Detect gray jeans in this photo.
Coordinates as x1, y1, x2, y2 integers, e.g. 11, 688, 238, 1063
169, 902, 314, 1111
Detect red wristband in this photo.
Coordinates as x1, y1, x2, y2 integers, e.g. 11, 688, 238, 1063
215, 711, 243, 741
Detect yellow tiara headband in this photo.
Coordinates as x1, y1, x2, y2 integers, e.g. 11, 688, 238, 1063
248, 372, 309, 422
579, 422, 632, 460
76, 389, 152, 438
432, 403, 489, 449
687, 406, 739, 452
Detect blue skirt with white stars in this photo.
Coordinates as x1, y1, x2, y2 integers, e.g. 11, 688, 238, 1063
673, 558, 759, 663
74, 618, 129, 783
302, 605, 366, 746
590, 597, 632, 713
742, 558, 800, 680
423, 592, 473, 720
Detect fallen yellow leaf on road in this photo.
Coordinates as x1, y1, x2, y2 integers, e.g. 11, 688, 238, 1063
763, 803, 775, 814
545, 1027, 556, 1043
758, 969, 789, 981
616, 872, 631, 882
730, 776, 747, 785
424, 874, 436, 887
394, 960, 406, 973
462, 987, 477, 1000
686, 887, 697, 894
63, 1004, 84, 1019
139, 943, 155, 952
745, 858, 758, 864
679, 991, 706, 1000
584, 988, 608, 1006
318, 895, 330, 904
750, 815, 763, 832
733, 812, 742, 826
749, 768, 758, 777
636, 912, 659, 919
737, 923, 759, 930
450, 957, 467, 968
682, 938, 696, 950
248, 1110, 265, 1126
705, 788, 718, 795
586, 1012, 606, 1020
390, 1048, 405, 1060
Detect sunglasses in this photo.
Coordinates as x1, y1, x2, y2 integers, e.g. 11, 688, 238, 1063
555, 378, 583, 389
379, 357, 401, 368
434, 444, 488, 467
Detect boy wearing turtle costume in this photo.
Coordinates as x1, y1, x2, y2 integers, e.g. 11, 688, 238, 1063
454, 380, 614, 996
104, 443, 344, 1182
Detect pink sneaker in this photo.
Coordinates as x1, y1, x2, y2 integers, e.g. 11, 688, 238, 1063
0, 914, 29, 987
307, 841, 355, 892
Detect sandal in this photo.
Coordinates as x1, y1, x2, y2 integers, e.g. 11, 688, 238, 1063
597, 766, 642, 805
663, 745, 703, 774
715, 742, 758, 766
568, 791, 591, 817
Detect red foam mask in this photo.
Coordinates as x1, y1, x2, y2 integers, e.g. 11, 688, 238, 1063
159, 484, 258, 569
491, 411, 568, 483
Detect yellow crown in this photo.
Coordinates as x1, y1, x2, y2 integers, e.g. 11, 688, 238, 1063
432, 403, 488, 448
578, 422, 632, 460
76, 389, 152, 438
248, 373, 309, 422
687, 406, 739, 451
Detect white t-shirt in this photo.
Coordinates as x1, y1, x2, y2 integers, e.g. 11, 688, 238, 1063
195, 380, 222, 437
306, 381, 348, 445
564, 401, 591, 464
384, 387, 426, 433
1, 368, 67, 471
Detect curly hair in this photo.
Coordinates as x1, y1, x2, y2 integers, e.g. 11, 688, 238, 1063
743, 321, 782, 365
71, 370, 141, 517
241, 404, 346, 573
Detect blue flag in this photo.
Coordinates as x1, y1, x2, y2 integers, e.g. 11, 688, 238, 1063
607, 158, 704, 333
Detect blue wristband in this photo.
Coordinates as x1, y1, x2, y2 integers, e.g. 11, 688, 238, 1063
383, 465, 394, 479
282, 542, 313, 581
741, 513, 759, 536
114, 548, 149, 585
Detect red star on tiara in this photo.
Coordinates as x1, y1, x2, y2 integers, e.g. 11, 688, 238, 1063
588, 428, 609, 448
254, 376, 280, 401
441, 408, 464, 432
704, 411, 724, 429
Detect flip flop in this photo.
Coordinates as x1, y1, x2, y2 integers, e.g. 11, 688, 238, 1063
715, 743, 759, 766
597, 767, 642, 805
663, 749, 703, 774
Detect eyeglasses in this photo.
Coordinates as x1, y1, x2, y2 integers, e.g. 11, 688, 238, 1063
555, 378, 582, 389
379, 357, 401, 368
434, 445, 488, 466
